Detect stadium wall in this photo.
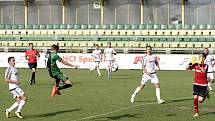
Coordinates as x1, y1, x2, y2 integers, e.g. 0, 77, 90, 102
0, 52, 201, 70
0, 0, 214, 24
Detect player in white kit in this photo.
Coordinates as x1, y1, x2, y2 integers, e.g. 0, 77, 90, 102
204, 48, 215, 91
130, 45, 165, 104
90, 44, 102, 76
5, 57, 27, 119
104, 42, 116, 79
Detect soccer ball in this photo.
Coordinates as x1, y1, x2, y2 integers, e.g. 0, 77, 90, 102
112, 63, 118, 72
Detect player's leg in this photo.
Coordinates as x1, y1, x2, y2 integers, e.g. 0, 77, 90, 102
57, 73, 72, 91
5, 92, 21, 118
108, 61, 113, 79
51, 75, 61, 97
96, 62, 101, 76
130, 74, 149, 103
31, 67, 36, 84
193, 95, 199, 117
90, 62, 96, 72
152, 74, 164, 104
15, 95, 27, 119
207, 73, 214, 91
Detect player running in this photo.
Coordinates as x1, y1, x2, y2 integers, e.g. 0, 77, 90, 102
5, 57, 27, 119
25, 43, 40, 85
204, 48, 214, 91
130, 45, 165, 104
90, 44, 102, 76
104, 42, 116, 79
186, 53, 209, 117
46, 44, 79, 97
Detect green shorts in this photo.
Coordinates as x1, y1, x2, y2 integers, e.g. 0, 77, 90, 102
49, 70, 69, 83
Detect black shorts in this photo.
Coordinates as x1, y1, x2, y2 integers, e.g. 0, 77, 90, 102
28, 63, 37, 69
193, 84, 207, 97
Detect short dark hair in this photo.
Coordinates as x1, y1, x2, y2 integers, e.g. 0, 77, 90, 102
8, 57, 14, 63
51, 44, 59, 51
29, 43, 33, 46
146, 45, 152, 49
201, 53, 207, 59
95, 44, 99, 47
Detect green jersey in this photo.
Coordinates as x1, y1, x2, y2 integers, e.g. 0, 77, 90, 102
47, 51, 62, 76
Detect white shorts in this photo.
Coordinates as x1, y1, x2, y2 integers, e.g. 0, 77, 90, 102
106, 60, 114, 67
207, 72, 214, 80
141, 73, 159, 85
10, 87, 24, 99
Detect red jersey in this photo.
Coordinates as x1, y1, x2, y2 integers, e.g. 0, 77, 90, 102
25, 49, 39, 63
190, 64, 208, 86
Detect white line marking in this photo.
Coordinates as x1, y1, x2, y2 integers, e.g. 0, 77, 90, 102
72, 96, 195, 121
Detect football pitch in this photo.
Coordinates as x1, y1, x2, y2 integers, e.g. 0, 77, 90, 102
1, 68, 215, 121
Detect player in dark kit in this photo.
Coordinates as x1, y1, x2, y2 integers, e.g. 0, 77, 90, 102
25, 43, 40, 85
46, 44, 79, 97
186, 53, 209, 117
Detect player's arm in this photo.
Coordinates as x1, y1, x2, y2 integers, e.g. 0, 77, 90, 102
60, 59, 79, 68
4, 69, 19, 84
142, 57, 151, 76
56, 54, 79, 68
186, 63, 196, 70
36, 50, 40, 58
199, 65, 208, 73
25, 52, 28, 60
142, 64, 151, 76
112, 49, 116, 55
155, 56, 160, 70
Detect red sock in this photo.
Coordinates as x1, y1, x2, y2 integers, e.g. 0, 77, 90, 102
194, 98, 198, 113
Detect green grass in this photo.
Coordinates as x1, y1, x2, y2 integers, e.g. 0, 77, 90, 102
0, 68, 215, 121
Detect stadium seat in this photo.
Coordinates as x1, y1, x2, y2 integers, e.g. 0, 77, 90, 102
0, 24, 5, 29
74, 24, 81, 29
40, 24, 46, 29
67, 24, 74, 29
109, 24, 116, 30
88, 24, 95, 29
139, 24, 146, 29
33, 24, 39, 29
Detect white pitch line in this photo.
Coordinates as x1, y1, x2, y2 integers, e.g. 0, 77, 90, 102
72, 96, 194, 121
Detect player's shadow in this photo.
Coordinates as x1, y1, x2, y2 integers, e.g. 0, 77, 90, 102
25, 109, 82, 119
94, 113, 141, 120
136, 97, 193, 104
110, 75, 139, 79
201, 112, 215, 116
165, 98, 193, 104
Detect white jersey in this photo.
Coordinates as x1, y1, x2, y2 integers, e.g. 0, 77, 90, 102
5, 66, 19, 90
204, 55, 214, 72
104, 48, 116, 61
92, 49, 102, 62
142, 54, 158, 73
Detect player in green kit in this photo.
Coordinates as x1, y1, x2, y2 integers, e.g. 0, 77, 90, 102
46, 44, 79, 97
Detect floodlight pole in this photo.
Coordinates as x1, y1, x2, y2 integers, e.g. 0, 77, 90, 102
62, 0, 65, 24
182, 0, 185, 26
140, 0, 144, 24
24, 0, 28, 28
100, 0, 104, 25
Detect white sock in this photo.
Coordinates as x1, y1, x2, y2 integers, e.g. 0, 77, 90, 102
8, 102, 19, 112
132, 87, 141, 97
16, 100, 25, 112
208, 82, 213, 90
97, 67, 101, 76
156, 88, 161, 101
